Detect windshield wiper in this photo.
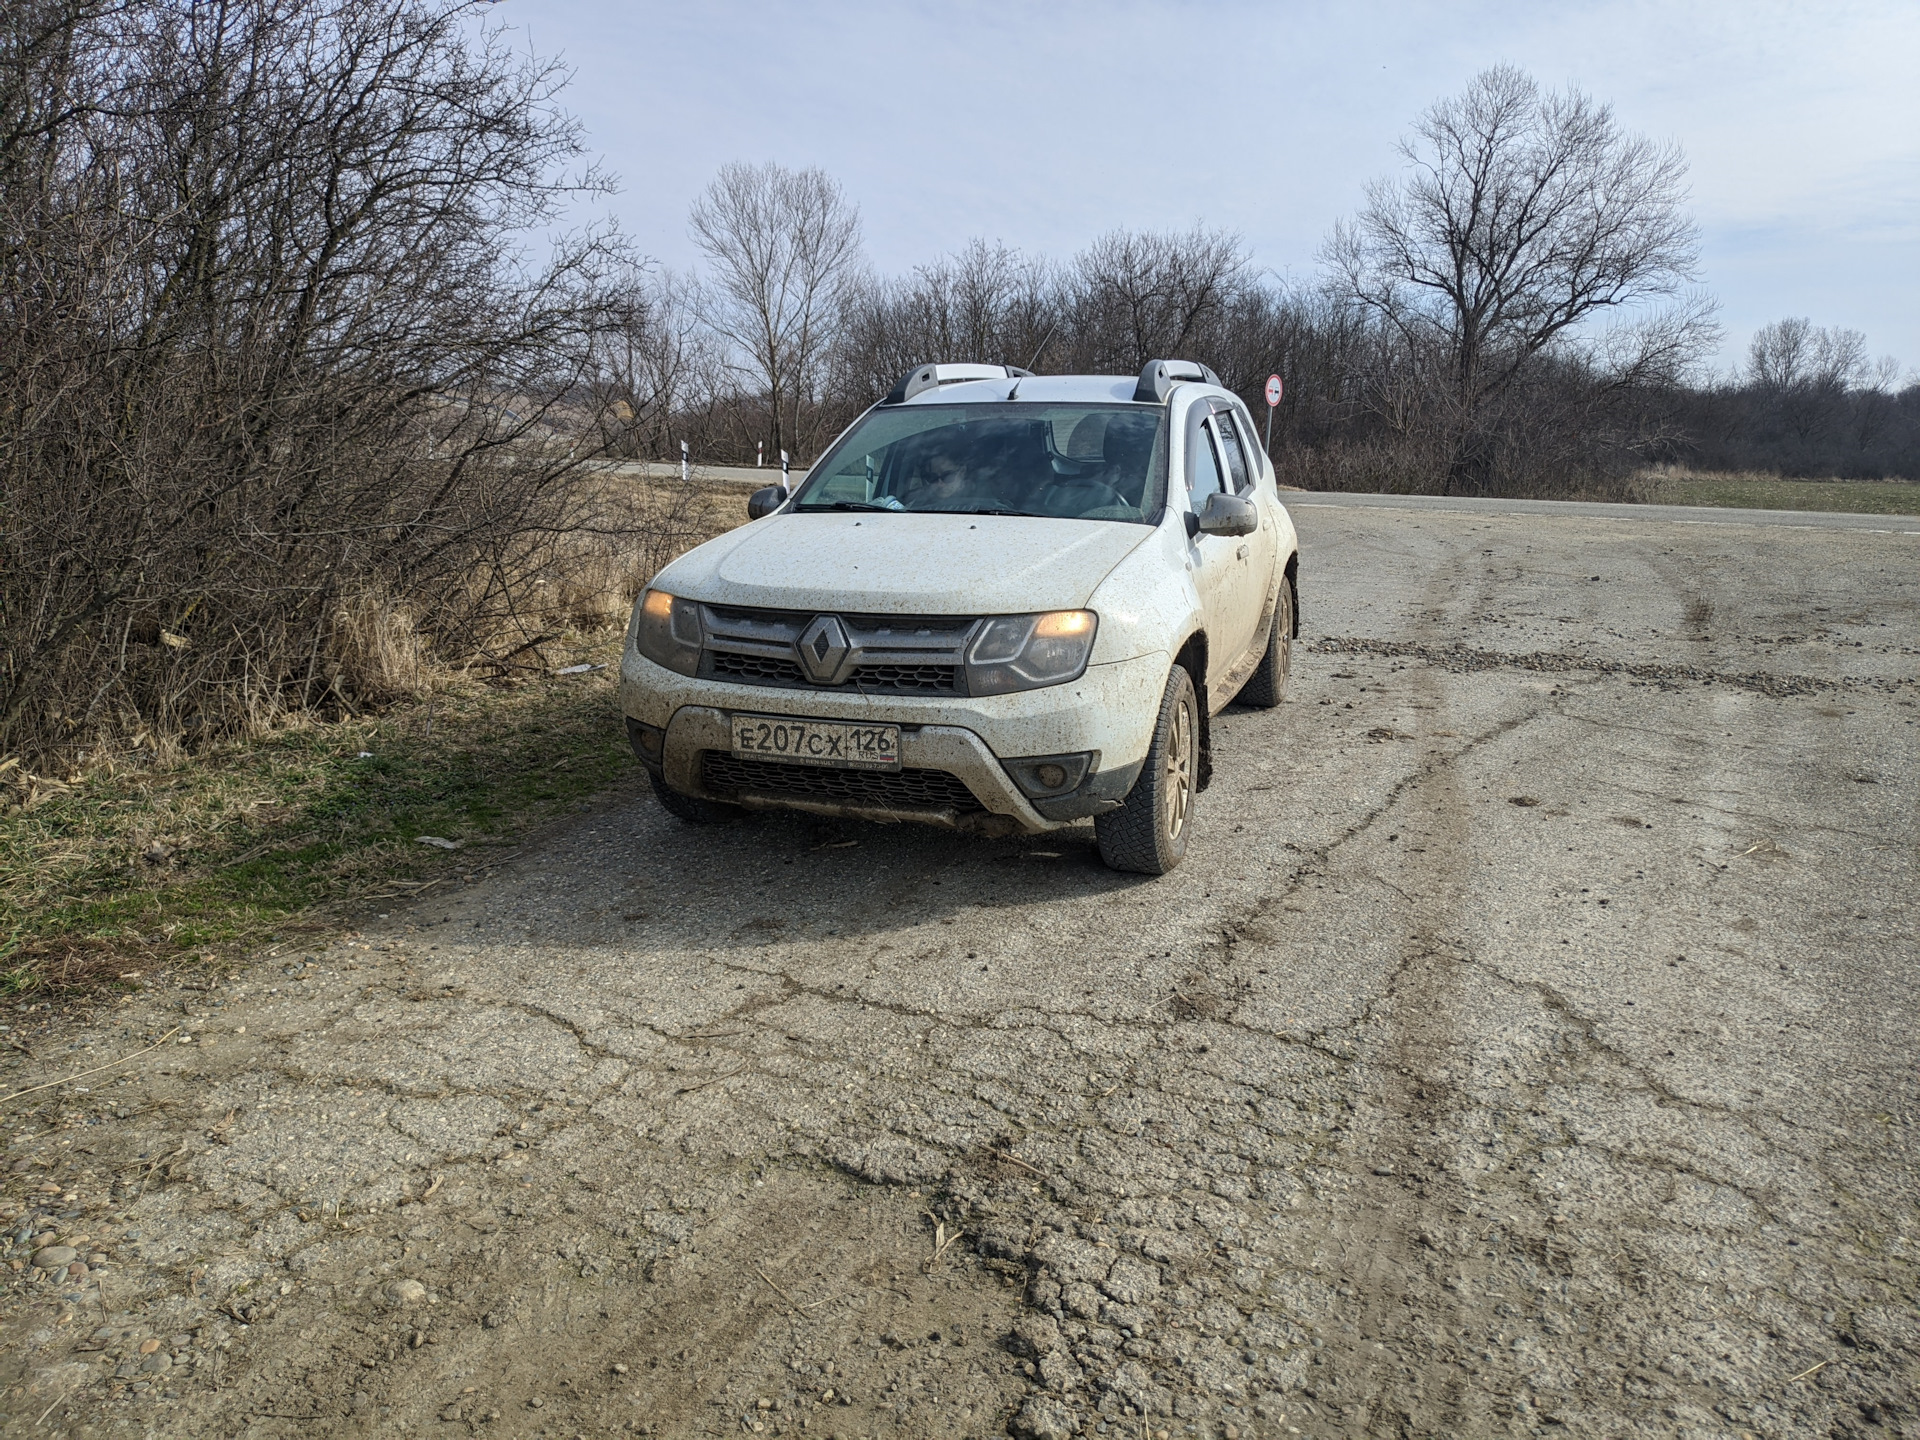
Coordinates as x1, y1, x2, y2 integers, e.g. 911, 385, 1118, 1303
802, 500, 896, 512
915, 506, 1051, 518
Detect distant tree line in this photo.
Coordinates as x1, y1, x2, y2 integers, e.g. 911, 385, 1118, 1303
621, 68, 1915, 489
1661, 320, 1920, 478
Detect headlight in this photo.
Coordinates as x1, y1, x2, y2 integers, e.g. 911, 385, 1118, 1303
966, 610, 1096, 695
633, 589, 701, 676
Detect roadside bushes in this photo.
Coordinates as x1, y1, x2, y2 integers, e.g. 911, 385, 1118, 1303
0, 0, 641, 770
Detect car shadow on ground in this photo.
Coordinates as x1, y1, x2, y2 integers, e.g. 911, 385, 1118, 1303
417, 774, 1169, 963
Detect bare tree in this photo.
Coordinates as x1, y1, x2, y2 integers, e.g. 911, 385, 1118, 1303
592, 266, 720, 460
832, 240, 1055, 404
1062, 226, 1250, 374
1327, 64, 1710, 492
688, 161, 863, 460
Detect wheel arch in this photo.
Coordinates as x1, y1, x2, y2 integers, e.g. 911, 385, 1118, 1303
1173, 629, 1212, 792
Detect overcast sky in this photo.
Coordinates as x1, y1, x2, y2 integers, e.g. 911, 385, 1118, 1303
508, 0, 1919, 379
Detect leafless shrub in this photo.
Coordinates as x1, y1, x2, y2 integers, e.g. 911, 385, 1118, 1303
0, 0, 652, 767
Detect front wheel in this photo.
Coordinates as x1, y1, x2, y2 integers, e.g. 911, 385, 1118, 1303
649, 770, 740, 824
1235, 573, 1294, 709
1096, 665, 1199, 875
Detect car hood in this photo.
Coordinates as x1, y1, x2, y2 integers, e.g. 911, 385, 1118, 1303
658, 512, 1153, 614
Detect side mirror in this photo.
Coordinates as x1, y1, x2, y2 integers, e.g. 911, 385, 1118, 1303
1195, 491, 1257, 537
747, 485, 789, 520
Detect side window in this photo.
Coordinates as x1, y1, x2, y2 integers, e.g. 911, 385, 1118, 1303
1235, 403, 1266, 485
1213, 409, 1251, 493
1185, 415, 1225, 504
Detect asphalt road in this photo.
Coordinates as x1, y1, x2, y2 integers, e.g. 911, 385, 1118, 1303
4, 498, 1916, 1440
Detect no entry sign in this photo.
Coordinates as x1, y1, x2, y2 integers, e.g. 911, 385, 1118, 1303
1264, 374, 1284, 407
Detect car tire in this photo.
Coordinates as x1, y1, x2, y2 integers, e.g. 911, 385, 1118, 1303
649, 770, 740, 824
1095, 664, 1199, 875
1235, 573, 1294, 709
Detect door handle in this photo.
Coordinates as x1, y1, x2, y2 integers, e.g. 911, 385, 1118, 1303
1236, 543, 1249, 561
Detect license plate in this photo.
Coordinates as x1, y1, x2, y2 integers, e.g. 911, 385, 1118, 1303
730, 714, 901, 771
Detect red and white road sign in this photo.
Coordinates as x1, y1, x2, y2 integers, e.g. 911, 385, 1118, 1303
1264, 374, 1284, 407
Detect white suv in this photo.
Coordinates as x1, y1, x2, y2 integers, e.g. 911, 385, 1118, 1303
620, 359, 1298, 874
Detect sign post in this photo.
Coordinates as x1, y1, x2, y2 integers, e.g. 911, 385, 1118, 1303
1263, 374, 1283, 457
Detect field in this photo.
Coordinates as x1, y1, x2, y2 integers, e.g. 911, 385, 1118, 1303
1640, 464, 1920, 515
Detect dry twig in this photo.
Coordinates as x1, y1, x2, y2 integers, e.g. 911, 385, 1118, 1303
1, 1027, 181, 1105
924, 1215, 964, 1272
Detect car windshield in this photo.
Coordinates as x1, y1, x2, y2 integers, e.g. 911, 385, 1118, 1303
790, 403, 1167, 523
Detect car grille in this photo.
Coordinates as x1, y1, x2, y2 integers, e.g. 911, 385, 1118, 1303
709, 652, 808, 685
845, 663, 959, 693
698, 605, 975, 695
702, 752, 984, 812
707, 651, 960, 693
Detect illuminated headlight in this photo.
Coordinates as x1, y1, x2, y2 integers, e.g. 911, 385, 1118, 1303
965, 611, 1097, 695
632, 589, 701, 676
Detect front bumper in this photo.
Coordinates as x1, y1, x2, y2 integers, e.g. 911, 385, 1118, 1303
620, 646, 1168, 834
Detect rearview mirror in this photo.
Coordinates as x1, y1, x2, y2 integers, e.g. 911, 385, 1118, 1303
747, 485, 789, 520
1195, 491, 1256, 537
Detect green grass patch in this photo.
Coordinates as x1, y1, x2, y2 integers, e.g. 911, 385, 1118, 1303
1642, 468, 1920, 516
0, 637, 635, 995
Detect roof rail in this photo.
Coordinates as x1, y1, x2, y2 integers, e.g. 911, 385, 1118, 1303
1132, 358, 1221, 404
881, 363, 1034, 405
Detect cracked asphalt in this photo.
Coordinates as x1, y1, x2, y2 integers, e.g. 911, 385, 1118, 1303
4, 497, 1917, 1440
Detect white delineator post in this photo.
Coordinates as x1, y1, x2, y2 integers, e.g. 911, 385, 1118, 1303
1264, 374, 1283, 458
780, 449, 790, 489
680, 439, 689, 483
757, 442, 764, 468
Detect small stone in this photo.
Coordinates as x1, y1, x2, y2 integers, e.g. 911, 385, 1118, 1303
351, 1392, 374, 1413
385, 1278, 428, 1306
1011, 1394, 1078, 1440
529, 1396, 545, 1409
612, 1363, 628, 1374
139, 1351, 171, 1374
31, 1245, 78, 1270
67, 1262, 88, 1280
482, 1311, 504, 1329
139, 1338, 162, 1355
758, 1398, 773, 1410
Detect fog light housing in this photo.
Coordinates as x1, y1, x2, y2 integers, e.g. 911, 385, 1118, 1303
1004, 752, 1095, 799
625, 717, 665, 769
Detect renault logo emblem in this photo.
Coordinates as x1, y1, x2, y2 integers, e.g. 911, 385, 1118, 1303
796, 615, 853, 684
